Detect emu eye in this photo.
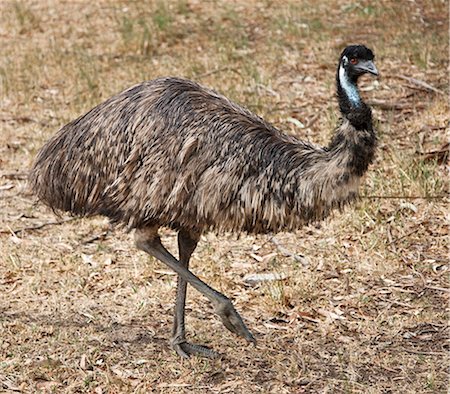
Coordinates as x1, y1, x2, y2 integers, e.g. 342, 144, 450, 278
350, 58, 358, 65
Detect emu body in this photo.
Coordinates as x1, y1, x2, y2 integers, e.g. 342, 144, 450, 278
31, 78, 363, 233
30, 45, 378, 358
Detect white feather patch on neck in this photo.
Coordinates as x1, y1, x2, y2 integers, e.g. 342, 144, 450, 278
339, 56, 361, 107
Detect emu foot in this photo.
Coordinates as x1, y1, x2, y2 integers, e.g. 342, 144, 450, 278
215, 298, 256, 344
171, 338, 220, 359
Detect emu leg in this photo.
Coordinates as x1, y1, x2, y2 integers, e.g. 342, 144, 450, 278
171, 229, 218, 358
134, 227, 255, 356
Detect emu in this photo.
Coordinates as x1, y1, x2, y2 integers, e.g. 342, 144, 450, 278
30, 45, 378, 358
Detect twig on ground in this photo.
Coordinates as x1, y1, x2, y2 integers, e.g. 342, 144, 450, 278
306, 113, 320, 128
256, 83, 279, 97
0, 217, 77, 235
269, 236, 309, 267
425, 286, 450, 293
0, 171, 29, 180
361, 195, 447, 199
195, 67, 242, 79
366, 99, 416, 110
81, 231, 109, 244
419, 142, 449, 165
402, 348, 446, 356
386, 227, 422, 247
0, 116, 35, 123
397, 75, 445, 95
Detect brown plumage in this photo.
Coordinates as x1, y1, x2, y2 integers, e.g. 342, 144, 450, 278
30, 45, 378, 358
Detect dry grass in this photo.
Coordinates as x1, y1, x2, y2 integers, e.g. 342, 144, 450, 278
0, 0, 448, 393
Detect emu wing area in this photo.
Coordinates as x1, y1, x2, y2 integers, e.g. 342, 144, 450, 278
30, 77, 317, 233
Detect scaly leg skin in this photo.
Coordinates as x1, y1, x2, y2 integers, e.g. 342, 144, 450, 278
134, 227, 256, 358
171, 229, 219, 359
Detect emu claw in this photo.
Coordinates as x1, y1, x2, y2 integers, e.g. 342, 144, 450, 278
215, 298, 256, 344
171, 339, 220, 359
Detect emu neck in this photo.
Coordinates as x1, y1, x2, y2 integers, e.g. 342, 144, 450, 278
338, 64, 361, 108
329, 64, 376, 177
336, 63, 373, 132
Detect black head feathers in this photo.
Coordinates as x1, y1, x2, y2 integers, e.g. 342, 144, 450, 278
340, 45, 375, 62
339, 45, 378, 81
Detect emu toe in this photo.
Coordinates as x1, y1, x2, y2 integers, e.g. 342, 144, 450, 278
215, 299, 256, 344
171, 338, 220, 359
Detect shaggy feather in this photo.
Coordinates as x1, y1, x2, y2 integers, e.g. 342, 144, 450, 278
30, 48, 377, 235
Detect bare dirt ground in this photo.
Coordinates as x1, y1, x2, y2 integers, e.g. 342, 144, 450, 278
0, 1, 448, 393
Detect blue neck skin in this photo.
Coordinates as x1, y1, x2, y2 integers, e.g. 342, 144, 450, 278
338, 59, 361, 107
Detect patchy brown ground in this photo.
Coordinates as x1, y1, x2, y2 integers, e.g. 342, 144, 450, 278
0, 0, 448, 393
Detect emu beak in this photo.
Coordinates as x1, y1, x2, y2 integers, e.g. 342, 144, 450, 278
356, 60, 379, 76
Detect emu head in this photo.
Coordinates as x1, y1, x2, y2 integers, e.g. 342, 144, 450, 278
339, 45, 378, 83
